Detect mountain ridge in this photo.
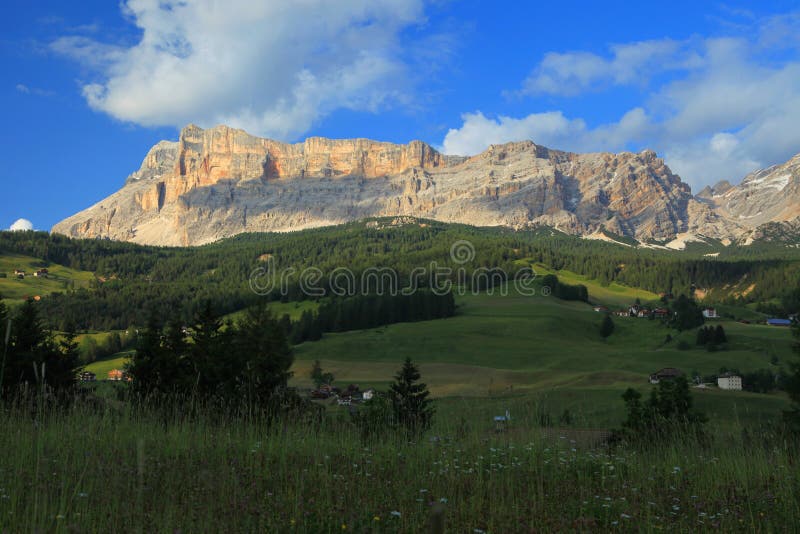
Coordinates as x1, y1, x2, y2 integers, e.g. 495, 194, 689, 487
52, 124, 799, 247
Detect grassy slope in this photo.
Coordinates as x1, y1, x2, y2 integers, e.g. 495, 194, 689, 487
223, 299, 319, 323
528, 262, 661, 306
84, 351, 135, 377
293, 289, 794, 426
0, 253, 93, 303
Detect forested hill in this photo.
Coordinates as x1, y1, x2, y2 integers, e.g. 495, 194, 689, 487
1, 218, 800, 330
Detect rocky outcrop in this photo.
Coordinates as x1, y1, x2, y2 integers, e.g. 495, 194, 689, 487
51, 124, 798, 246
700, 153, 800, 229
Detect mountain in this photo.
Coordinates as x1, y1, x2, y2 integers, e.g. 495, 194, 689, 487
52, 124, 795, 247
696, 153, 800, 242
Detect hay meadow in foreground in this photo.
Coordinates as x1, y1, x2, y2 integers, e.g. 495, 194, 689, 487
1, 398, 798, 533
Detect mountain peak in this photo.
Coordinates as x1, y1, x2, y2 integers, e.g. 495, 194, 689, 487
51, 129, 800, 247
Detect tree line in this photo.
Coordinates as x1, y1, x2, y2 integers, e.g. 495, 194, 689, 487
288, 291, 456, 344
3, 222, 800, 333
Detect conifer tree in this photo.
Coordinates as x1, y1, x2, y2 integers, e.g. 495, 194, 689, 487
389, 358, 434, 435
190, 301, 228, 395
234, 303, 293, 401
715, 325, 727, 344
696, 326, 709, 346
1, 298, 80, 396
600, 315, 615, 339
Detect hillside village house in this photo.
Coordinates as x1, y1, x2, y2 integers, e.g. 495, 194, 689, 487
593, 305, 609, 313
649, 367, 684, 384
108, 369, 124, 381
717, 372, 742, 390
13, 269, 25, 279
702, 307, 718, 319
79, 371, 96, 382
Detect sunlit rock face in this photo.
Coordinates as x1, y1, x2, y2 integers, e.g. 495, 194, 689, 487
53, 124, 793, 246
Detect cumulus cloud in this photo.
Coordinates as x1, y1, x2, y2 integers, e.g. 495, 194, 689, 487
442, 108, 652, 156
51, 0, 426, 140
517, 38, 694, 97
9, 219, 34, 232
445, 13, 800, 190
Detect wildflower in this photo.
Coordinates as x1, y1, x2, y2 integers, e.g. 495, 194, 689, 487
373, 516, 380, 522
439, 497, 448, 503
290, 519, 296, 526
390, 511, 401, 517
341, 524, 347, 530
621, 513, 632, 519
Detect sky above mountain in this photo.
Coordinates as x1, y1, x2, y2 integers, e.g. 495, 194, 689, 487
2, 0, 800, 230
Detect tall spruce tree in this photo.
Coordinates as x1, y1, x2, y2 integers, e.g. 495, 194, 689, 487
1, 298, 80, 396
389, 358, 434, 435
600, 315, 615, 339
234, 303, 293, 401
127, 314, 182, 397
190, 301, 229, 395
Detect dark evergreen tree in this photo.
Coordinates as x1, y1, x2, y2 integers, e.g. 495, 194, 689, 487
127, 314, 182, 397
189, 301, 229, 395
389, 358, 434, 435
0, 298, 80, 396
670, 295, 704, 331
616, 375, 706, 442
234, 303, 294, 402
715, 325, 727, 344
309, 359, 334, 388
696, 327, 709, 346
600, 315, 615, 339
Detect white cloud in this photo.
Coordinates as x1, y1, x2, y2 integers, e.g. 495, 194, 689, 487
9, 219, 34, 232
518, 38, 691, 97
442, 108, 650, 156
51, 0, 426, 140
446, 14, 800, 190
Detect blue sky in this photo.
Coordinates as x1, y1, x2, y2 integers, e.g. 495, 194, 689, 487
3, 0, 800, 230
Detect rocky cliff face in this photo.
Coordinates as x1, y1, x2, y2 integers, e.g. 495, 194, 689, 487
698, 153, 800, 230
51, 124, 796, 246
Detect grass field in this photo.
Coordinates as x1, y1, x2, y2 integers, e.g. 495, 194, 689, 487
527, 262, 661, 306
1, 399, 798, 532
224, 299, 320, 323
293, 289, 794, 426
83, 350, 135, 377
0, 253, 94, 304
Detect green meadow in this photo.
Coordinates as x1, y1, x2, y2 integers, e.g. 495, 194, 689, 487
75, 284, 793, 425
0, 254, 93, 304
293, 289, 793, 426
